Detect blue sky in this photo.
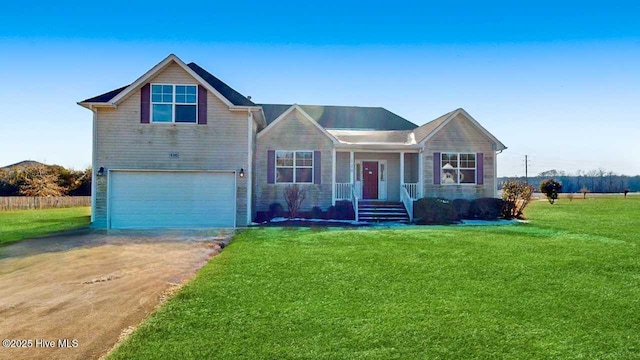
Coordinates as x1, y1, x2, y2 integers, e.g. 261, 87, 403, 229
1, 1, 639, 176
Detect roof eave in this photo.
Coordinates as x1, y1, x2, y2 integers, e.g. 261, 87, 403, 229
77, 101, 117, 110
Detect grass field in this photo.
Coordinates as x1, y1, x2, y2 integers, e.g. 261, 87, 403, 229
0, 207, 91, 244
110, 197, 640, 359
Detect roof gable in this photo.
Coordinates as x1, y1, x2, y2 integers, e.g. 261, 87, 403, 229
79, 54, 255, 108
260, 104, 417, 131
417, 108, 506, 150
257, 105, 338, 143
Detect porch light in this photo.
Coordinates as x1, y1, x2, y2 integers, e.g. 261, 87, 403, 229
97, 167, 105, 176
239, 168, 245, 178
442, 163, 454, 170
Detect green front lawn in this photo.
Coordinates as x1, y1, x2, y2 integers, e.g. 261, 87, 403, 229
0, 207, 91, 244
111, 197, 640, 359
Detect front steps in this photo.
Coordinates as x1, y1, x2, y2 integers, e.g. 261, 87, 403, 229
358, 201, 410, 223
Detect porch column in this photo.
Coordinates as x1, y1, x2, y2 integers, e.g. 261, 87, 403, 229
331, 149, 336, 205
349, 151, 354, 184
418, 150, 424, 198
400, 152, 405, 187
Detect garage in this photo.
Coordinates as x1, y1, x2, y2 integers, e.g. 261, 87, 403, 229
109, 170, 236, 229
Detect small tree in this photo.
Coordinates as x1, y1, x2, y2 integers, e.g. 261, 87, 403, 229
284, 184, 307, 219
580, 187, 589, 199
540, 178, 562, 204
19, 165, 65, 197
623, 189, 630, 198
566, 193, 574, 201
501, 180, 534, 219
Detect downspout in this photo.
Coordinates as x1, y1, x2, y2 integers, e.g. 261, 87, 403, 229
90, 106, 97, 223
247, 109, 253, 225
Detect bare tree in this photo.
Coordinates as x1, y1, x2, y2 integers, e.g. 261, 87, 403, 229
284, 184, 307, 219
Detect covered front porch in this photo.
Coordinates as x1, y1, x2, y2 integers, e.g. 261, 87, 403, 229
332, 150, 422, 221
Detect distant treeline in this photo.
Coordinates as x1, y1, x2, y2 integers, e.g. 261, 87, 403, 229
499, 169, 640, 193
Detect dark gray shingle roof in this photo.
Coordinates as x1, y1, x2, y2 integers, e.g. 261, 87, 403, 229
260, 104, 418, 131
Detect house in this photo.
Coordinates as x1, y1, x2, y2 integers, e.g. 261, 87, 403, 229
78, 54, 506, 229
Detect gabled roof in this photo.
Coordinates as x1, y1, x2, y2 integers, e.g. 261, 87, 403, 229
412, 109, 457, 143
256, 105, 339, 143
415, 108, 507, 150
79, 55, 255, 107
260, 104, 418, 131
81, 85, 129, 103
186, 63, 255, 106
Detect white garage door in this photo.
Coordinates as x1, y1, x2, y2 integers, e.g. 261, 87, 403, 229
109, 171, 235, 229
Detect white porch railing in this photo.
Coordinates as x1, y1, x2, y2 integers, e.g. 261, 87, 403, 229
400, 186, 414, 223
351, 186, 359, 222
402, 183, 419, 199
335, 183, 352, 200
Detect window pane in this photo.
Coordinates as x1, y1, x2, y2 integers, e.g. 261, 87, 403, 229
459, 153, 476, 168
460, 169, 476, 184
186, 94, 196, 103
151, 85, 162, 93
442, 169, 458, 184
152, 94, 161, 102
296, 168, 313, 183
176, 94, 186, 103
152, 104, 172, 122
276, 152, 294, 166
163, 94, 172, 102
176, 85, 186, 95
296, 151, 313, 167
442, 153, 458, 168
277, 168, 293, 183
163, 85, 173, 93
175, 105, 197, 123
187, 86, 196, 95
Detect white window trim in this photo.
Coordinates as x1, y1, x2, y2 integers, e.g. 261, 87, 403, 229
440, 152, 477, 185
150, 83, 198, 124
275, 150, 314, 184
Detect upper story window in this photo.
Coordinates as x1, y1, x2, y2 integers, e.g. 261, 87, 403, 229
151, 84, 197, 123
276, 150, 313, 183
441, 152, 476, 184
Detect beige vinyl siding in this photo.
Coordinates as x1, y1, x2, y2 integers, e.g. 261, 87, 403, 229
93, 62, 250, 227
421, 113, 496, 199
255, 109, 334, 214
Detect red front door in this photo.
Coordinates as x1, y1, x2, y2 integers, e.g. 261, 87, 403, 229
362, 161, 379, 199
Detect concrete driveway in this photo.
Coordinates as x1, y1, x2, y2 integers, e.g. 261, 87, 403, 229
0, 230, 232, 360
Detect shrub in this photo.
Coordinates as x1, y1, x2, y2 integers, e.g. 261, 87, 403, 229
452, 199, 472, 219
501, 180, 534, 219
470, 198, 504, 220
268, 202, 285, 219
567, 193, 574, 201
623, 189, 630, 198
540, 178, 562, 204
284, 184, 307, 218
413, 198, 458, 224
333, 201, 355, 220
310, 206, 323, 219
326, 206, 336, 220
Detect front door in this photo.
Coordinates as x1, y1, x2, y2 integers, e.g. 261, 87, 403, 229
362, 161, 379, 199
